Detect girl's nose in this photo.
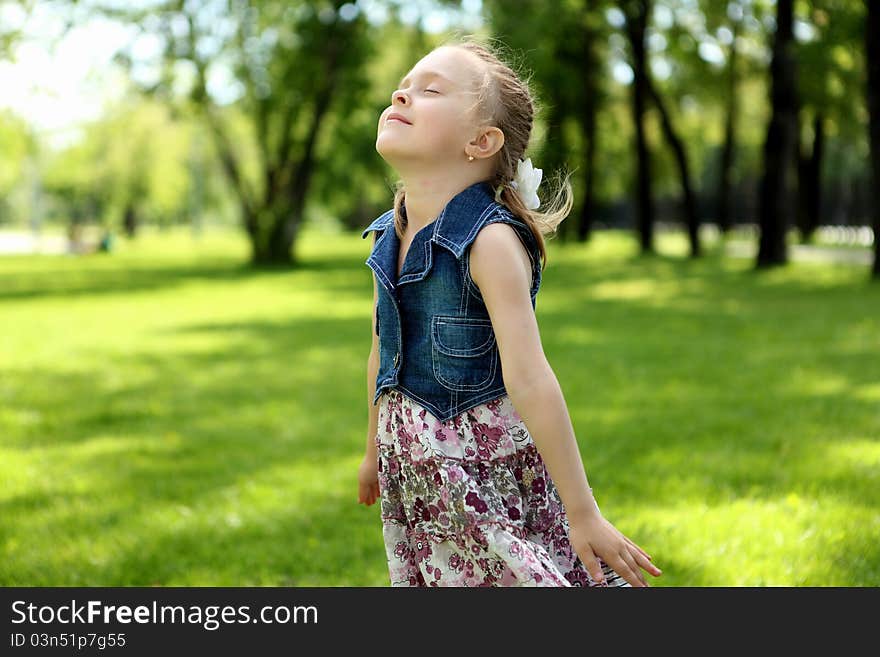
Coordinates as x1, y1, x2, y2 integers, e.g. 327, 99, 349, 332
393, 90, 408, 105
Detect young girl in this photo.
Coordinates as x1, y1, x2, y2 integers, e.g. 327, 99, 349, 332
357, 37, 661, 587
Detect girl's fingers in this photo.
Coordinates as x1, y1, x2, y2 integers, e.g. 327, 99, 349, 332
623, 535, 652, 561
621, 549, 647, 587
358, 480, 380, 505
632, 547, 662, 576
579, 544, 606, 586
613, 550, 644, 587
606, 553, 637, 587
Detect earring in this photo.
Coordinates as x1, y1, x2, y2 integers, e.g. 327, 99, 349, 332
468, 155, 474, 161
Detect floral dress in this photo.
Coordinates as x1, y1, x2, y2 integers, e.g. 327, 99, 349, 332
375, 388, 630, 587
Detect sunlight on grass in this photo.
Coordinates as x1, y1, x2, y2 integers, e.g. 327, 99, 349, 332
617, 496, 879, 585
854, 383, 880, 402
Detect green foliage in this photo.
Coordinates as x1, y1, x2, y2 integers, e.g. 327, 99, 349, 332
309, 15, 418, 228
0, 0, 874, 236
796, 1, 866, 131
0, 226, 877, 586
0, 0, 36, 58
40, 97, 230, 228
112, 1, 377, 233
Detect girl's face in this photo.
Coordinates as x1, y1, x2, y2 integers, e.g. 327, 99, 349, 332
376, 47, 482, 171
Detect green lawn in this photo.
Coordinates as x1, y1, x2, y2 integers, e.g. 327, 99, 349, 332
1, 224, 878, 586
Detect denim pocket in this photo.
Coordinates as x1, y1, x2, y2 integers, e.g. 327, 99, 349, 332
431, 315, 497, 391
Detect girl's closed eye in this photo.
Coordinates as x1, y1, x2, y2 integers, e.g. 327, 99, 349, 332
425, 88, 440, 94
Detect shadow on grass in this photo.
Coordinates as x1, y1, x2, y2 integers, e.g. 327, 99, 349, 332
0, 250, 365, 302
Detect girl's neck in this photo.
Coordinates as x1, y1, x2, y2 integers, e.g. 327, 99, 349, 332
400, 174, 486, 232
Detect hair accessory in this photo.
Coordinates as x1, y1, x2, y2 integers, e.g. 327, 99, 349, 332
508, 157, 542, 210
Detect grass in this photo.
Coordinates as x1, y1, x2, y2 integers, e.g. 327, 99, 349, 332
1, 223, 878, 586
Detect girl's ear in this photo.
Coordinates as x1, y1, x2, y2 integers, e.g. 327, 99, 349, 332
468, 126, 505, 160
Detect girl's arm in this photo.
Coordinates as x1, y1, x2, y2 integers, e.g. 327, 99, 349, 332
358, 250, 382, 506
469, 224, 598, 517
469, 222, 661, 586
365, 270, 380, 459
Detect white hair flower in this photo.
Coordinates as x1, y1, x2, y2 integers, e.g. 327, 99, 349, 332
509, 157, 542, 210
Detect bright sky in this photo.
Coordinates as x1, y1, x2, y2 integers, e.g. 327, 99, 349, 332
0, 0, 484, 149
0, 2, 136, 147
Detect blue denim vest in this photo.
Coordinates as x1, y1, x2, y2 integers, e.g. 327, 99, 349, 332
361, 180, 543, 422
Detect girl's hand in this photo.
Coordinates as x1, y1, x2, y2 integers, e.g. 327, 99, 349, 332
568, 511, 662, 587
357, 455, 380, 506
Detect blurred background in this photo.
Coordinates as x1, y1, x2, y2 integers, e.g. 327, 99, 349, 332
0, 0, 877, 587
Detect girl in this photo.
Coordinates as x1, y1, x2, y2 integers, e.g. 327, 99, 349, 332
357, 37, 661, 587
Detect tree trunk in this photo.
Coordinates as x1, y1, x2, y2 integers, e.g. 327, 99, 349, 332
261, 40, 341, 266
123, 203, 138, 239
576, 0, 602, 243
233, 42, 341, 266
756, 0, 797, 268
866, 0, 880, 278
577, 97, 597, 243
646, 79, 700, 257
543, 102, 568, 240
717, 17, 741, 235
796, 113, 824, 244
622, 0, 655, 254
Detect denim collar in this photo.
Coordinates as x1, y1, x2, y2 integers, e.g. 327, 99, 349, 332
361, 180, 504, 290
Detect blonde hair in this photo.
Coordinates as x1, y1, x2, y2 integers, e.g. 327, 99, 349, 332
390, 36, 574, 272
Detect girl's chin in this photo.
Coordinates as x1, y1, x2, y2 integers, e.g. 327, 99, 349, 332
376, 145, 418, 161
377, 143, 451, 166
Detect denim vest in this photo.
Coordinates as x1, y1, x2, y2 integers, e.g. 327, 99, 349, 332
361, 180, 543, 422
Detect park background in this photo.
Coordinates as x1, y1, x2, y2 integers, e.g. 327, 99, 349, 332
0, 0, 878, 586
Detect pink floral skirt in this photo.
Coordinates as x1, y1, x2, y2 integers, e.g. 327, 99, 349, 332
375, 388, 629, 587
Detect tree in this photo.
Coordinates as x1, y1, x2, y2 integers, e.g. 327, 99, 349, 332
483, 0, 613, 244
108, 0, 374, 265
702, 0, 748, 236
0, 110, 38, 224
41, 99, 209, 233
792, 1, 865, 246
620, 0, 656, 254
652, 0, 773, 245
866, 0, 880, 278
756, 0, 798, 268
575, 0, 608, 243
644, 61, 700, 257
